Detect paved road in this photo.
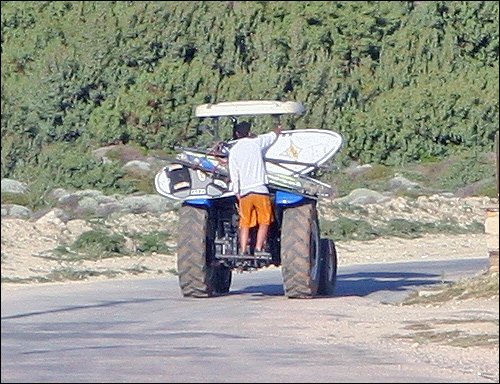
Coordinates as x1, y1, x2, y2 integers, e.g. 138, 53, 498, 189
1, 257, 490, 383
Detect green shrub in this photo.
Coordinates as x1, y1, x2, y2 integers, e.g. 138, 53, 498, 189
321, 217, 378, 241
73, 230, 126, 254
135, 231, 173, 253
436, 153, 497, 192
380, 218, 424, 239
0, 192, 30, 206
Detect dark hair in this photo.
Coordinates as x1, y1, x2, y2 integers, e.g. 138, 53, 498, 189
234, 121, 251, 137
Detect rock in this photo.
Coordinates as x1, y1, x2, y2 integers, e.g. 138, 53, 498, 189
1, 204, 32, 218
388, 176, 421, 191
123, 160, 152, 177
333, 188, 391, 205
1, 179, 29, 194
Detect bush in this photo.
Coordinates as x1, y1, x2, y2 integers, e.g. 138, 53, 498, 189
73, 230, 126, 254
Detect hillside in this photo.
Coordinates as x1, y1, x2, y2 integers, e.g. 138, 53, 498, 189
1, 1, 498, 200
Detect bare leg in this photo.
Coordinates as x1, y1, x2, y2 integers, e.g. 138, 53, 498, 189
255, 224, 269, 251
239, 227, 250, 254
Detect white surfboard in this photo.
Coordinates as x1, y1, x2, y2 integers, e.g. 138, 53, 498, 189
184, 128, 343, 176
195, 100, 305, 117
264, 129, 343, 176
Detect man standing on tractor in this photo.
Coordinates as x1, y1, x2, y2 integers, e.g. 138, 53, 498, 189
228, 120, 283, 256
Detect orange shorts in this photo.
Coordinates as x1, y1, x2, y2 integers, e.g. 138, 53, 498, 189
238, 193, 273, 228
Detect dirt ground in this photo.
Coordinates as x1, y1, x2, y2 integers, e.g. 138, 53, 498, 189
0, 217, 492, 283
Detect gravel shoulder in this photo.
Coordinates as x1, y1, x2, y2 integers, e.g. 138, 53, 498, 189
0, 217, 490, 284
1, 194, 495, 284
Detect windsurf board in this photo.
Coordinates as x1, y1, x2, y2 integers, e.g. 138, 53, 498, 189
264, 129, 343, 175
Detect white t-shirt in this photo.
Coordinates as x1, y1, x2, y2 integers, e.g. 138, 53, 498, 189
228, 132, 277, 197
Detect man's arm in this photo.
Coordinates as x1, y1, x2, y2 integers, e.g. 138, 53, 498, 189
257, 121, 283, 148
273, 123, 283, 136
228, 152, 240, 197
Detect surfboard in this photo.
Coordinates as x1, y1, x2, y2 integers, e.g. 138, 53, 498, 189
154, 161, 232, 201
264, 129, 343, 175
267, 172, 335, 197
177, 129, 343, 176
195, 100, 306, 117
154, 129, 342, 201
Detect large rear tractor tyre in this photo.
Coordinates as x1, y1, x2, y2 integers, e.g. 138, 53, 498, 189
177, 205, 231, 297
280, 202, 321, 298
318, 238, 338, 296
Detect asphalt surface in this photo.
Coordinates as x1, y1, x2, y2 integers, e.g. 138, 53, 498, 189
1, 257, 491, 383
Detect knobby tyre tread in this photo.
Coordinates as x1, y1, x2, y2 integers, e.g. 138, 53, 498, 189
177, 205, 215, 297
280, 202, 321, 298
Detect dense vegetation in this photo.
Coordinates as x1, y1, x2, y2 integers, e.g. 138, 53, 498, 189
1, 1, 498, 196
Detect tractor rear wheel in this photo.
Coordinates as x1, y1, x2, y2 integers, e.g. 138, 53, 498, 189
177, 205, 231, 297
280, 202, 321, 298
